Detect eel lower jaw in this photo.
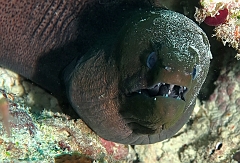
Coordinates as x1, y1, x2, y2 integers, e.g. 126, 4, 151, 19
127, 82, 188, 101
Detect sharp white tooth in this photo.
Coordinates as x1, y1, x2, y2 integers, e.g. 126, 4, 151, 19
154, 97, 156, 100
168, 90, 171, 94
179, 87, 183, 94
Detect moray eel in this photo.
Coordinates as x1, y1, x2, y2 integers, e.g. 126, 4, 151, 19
0, 1, 212, 144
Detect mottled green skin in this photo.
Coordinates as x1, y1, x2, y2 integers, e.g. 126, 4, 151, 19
64, 9, 212, 144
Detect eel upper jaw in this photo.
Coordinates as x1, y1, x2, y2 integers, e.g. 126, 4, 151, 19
127, 82, 188, 101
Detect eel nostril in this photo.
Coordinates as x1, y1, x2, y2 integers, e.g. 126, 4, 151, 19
164, 66, 172, 72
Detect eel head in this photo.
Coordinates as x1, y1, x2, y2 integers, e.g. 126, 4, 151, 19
64, 9, 212, 145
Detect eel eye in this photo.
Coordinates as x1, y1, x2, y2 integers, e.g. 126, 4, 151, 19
147, 52, 157, 69
192, 65, 200, 80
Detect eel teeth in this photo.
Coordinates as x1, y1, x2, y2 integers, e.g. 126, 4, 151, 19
132, 82, 188, 101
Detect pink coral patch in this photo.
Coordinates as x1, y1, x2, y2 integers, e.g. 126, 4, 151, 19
100, 138, 129, 160
204, 8, 228, 26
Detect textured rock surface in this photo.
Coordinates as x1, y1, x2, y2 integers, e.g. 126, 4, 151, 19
194, 0, 240, 59
0, 68, 134, 162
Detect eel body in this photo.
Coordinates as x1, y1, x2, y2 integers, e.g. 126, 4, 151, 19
0, 1, 212, 144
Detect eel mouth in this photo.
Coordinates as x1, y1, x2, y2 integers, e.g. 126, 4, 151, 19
127, 82, 188, 101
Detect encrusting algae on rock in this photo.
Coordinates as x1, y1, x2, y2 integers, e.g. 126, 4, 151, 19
0, 68, 133, 162
194, 0, 240, 59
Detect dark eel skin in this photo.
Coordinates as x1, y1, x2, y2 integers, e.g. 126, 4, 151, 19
0, 1, 212, 144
